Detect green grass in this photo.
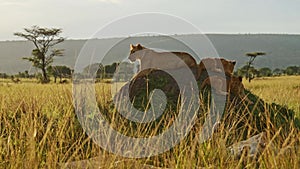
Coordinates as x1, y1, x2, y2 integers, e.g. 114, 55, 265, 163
0, 76, 299, 168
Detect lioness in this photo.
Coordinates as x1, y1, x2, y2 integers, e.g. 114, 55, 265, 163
198, 58, 236, 79
201, 75, 252, 103
129, 44, 197, 72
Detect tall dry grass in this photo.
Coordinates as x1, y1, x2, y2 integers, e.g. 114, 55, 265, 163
0, 76, 299, 168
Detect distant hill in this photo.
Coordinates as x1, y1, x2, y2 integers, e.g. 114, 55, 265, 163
1, 34, 300, 74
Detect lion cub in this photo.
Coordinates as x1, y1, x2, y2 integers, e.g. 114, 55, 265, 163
129, 44, 197, 71
201, 76, 252, 103
197, 58, 236, 79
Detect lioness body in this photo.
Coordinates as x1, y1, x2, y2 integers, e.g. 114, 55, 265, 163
129, 44, 197, 71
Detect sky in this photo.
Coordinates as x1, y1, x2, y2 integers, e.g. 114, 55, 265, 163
1, 0, 300, 40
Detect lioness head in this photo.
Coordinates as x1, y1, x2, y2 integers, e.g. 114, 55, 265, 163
129, 44, 145, 62
220, 58, 236, 75
229, 76, 252, 103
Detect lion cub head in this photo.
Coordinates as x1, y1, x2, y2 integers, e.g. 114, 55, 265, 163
220, 58, 236, 75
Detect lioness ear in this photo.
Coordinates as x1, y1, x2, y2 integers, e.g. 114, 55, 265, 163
136, 43, 143, 49
130, 44, 135, 50
232, 60, 236, 65
238, 76, 243, 82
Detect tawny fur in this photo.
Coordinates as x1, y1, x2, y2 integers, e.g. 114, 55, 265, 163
201, 75, 252, 103
129, 44, 197, 72
197, 58, 236, 79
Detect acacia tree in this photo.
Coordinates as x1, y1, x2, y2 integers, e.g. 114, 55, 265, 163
14, 26, 65, 83
245, 52, 266, 82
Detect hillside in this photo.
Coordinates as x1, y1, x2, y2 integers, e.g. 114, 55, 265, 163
0, 34, 300, 74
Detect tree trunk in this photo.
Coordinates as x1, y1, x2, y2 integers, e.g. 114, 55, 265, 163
41, 54, 49, 83
41, 67, 48, 83
249, 76, 253, 83
246, 64, 250, 81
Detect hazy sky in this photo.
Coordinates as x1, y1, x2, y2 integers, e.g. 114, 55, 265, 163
1, 0, 300, 40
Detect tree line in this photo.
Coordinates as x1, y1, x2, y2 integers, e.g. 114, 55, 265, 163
240, 51, 300, 81
0, 62, 123, 83
235, 65, 300, 78
2, 64, 300, 81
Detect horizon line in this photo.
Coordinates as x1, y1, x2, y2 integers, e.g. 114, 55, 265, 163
2, 32, 300, 42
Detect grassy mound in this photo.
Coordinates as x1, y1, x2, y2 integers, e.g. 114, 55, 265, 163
114, 68, 300, 138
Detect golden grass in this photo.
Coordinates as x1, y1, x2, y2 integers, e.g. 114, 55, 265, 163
0, 76, 299, 168
244, 76, 300, 115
